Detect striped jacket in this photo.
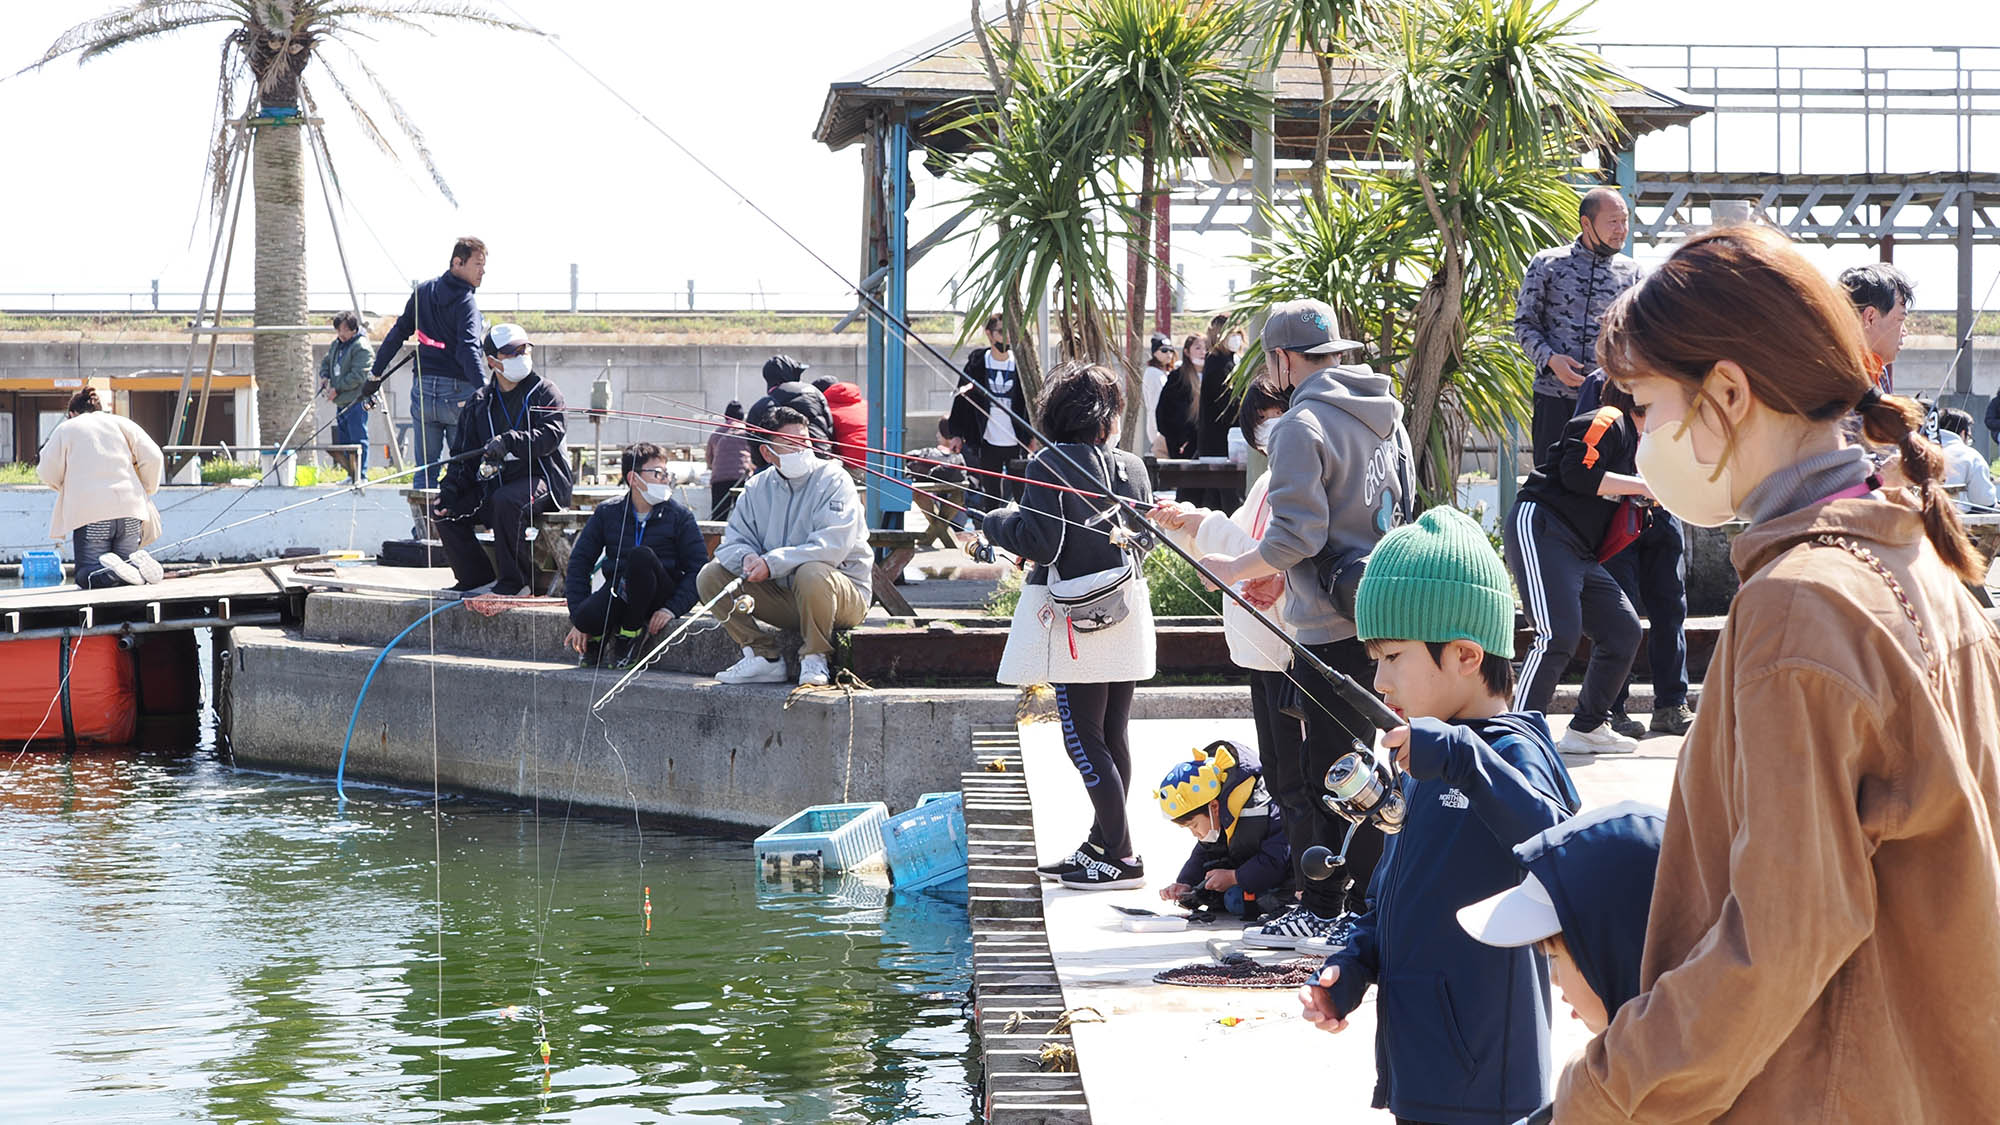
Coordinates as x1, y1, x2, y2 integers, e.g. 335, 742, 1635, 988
1514, 238, 1646, 400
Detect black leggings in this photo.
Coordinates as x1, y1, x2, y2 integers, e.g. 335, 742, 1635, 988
570, 546, 667, 636
1294, 640, 1387, 917
1054, 681, 1136, 860
1250, 669, 1309, 899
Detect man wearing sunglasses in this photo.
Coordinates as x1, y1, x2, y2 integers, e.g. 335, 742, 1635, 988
562, 442, 709, 668
433, 323, 574, 596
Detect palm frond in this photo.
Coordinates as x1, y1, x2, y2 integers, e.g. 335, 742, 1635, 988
312, 51, 396, 162
18, 2, 236, 74
339, 48, 457, 205
312, 0, 537, 36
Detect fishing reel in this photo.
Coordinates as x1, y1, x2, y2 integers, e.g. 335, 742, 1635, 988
1302, 736, 1407, 882
1106, 522, 1156, 555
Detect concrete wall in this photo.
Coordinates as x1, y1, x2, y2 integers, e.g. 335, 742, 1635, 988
0, 338, 966, 459
226, 622, 1250, 831
0, 483, 410, 563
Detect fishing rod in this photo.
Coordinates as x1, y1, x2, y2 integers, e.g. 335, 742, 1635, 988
492, 15, 1399, 737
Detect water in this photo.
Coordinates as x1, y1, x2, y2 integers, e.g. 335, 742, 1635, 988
0, 745, 977, 1123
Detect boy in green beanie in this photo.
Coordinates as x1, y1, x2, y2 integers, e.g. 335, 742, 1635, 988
1296, 505, 1582, 1125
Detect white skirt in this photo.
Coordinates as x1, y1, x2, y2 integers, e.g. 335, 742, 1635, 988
996, 580, 1157, 686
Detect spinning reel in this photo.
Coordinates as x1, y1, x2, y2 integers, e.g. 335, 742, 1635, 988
1302, 735, 1408, 883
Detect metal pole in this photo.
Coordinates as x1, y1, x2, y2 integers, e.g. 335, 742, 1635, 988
1959, 185, 1976, 396
686, 279, 695, 311
879, 117, 913, 524
570, 263, 579, 314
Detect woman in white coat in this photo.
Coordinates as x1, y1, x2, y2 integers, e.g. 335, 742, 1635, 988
980, 362, 1156, 891
37, 387, 166, 587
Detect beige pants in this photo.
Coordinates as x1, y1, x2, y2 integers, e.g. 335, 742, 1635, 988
698, 559, 869, 658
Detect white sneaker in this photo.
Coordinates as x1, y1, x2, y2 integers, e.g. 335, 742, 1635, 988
715, 648, 787, 685
1296, 913, 1362, 957
96, 552, 145, 586
1559, 721, 1640, 755
797, 654, 830, 687
1241, 905, 1335, 950
126, 549, 165, 584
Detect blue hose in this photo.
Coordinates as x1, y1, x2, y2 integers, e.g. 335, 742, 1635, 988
337, 600, 461, 801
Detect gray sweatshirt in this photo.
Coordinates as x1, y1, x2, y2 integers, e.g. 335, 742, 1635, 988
713, 454, 873, 593
1256, 363, 1413, 645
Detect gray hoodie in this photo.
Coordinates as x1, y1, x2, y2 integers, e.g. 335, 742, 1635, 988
1256, 363, 1413, 645
713, 454, 873, 593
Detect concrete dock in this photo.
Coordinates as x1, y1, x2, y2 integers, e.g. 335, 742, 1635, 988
1015, 715, 1681, 1124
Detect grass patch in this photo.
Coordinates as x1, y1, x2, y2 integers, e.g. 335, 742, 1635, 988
200, 459, 261, 484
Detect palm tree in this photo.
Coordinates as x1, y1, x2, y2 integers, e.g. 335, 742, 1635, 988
20, 1, 529, 446
1065, 0, 1268, 448
1342, 0, 1629, 488
1251, 0, 1379, 207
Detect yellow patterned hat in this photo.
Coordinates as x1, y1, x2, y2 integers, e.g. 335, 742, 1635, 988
1156, 741, 1241, 821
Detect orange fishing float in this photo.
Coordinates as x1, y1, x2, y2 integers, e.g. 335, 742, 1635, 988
643, 886, 653, 933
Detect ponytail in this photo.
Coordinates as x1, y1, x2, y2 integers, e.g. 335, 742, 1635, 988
1859, 390, 1988, 583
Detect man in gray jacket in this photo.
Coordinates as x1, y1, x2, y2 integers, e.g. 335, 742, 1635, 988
696, 407, 873, 687
318, 311, 374, 482
1197, 299, 1413, 947
1514, 187, 1645, 462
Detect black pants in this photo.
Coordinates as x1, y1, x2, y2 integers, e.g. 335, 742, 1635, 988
1250, 669, 1310, 899
1054, 681, 1136, 861
435, 475, 557, 593
570, 547, 667, 637
1603, 514, 1689, 709
1504, 499, 1641, 728
1294, 639, 1387, 917
710, 479, 742, 523
965, 442, 1025, 514
1531, 392, 1578, 466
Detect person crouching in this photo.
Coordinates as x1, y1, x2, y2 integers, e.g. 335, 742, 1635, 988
1154, 740, 1290, 922
432, 323, 573, 596
563, 442, 710, 669
697, 407, 873, 687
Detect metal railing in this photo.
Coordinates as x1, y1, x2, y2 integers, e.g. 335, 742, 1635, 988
0, 289, 961, 317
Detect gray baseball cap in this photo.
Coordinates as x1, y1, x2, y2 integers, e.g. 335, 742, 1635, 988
1261, 299, 1364, 355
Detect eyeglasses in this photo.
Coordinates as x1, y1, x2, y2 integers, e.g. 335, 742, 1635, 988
636, 466, 671, 481
493, 343, 530, 358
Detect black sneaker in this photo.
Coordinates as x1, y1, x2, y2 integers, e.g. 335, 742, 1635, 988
608, 631, 646, 669
578, 636, 604, 667
1037, 843, 1100, 882
1609, 710, 1648, 740
1650, 702, 1696, 736
1058, 853, 1144, 891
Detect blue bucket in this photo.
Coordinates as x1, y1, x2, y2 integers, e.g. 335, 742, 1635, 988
20, 550, 63, 589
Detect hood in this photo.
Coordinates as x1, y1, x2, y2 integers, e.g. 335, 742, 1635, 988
435, 269, 473, 297
1294, 362, 1403, 440
1729, 490, 1925, 581
820, 381, 864, 408
1515, 801, 1666, 1016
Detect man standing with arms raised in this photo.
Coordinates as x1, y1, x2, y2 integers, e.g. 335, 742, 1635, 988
1197, 300, 1414, 949
1515, 189, 1644, 461
373, 236, 488, 494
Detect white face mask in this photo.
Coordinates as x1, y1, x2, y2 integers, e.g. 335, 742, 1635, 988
499, 354, 531, 382
1633, 409, 1738, 527
1227, 333, 1246, 352
1200, 826, 1222, 845
1253, 418, 1277, 451
641, 481, 672, 505
774, 449, 814, 479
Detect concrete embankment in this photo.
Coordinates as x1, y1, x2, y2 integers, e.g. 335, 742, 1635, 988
225, 592, 1251, 831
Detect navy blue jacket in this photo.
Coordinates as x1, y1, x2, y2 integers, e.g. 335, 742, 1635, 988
563, 494, 708, 621
1514, 801, 1665, 1020
373, 270, 485, 389
1326, 713, 1580, 1125
437, 372, 574, 517
1173, 767, 1290, 897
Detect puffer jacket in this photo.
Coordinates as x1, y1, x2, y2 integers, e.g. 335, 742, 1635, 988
437, 371, 574, 517
1556, 492, 2000, 1122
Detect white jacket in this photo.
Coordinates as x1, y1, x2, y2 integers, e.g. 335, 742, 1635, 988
36, 411, 164, 543
713, 454, 873, 592
1940, 430, 1996, 509
1160, 471, 1297, 672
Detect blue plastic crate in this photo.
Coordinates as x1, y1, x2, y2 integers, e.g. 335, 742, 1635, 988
883, 792, 968, 891
753, 801, 887, 875
20, 550, 62, 589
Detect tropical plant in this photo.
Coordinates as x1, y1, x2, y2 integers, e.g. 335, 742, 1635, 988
19, 1, 530, 446
1249, 0, 1379, 206
1343, 0, 1629, 487
1061, 0, 1269, 447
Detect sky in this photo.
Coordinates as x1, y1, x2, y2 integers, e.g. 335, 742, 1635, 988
3, 1, 2000, 321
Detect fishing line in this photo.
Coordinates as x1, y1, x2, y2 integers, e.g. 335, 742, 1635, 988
3, 632, 85, 769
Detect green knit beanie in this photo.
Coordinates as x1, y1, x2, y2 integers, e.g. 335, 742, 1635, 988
1354, 506, 1514, 659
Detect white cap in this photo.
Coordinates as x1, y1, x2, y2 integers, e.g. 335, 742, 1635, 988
1456, 873, 1562, 948
484, 322, 531, 354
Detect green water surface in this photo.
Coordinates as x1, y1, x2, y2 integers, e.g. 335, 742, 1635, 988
0, 746, 976, 1123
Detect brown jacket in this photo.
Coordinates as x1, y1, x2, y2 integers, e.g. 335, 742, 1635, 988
1557, 492, 2000, 1122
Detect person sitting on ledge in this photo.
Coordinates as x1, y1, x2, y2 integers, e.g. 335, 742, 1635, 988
563, 442, 709, 669
433, 323, 573, 596
697, 407, 873, 687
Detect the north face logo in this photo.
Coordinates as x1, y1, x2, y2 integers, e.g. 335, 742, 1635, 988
1438, 788, 1469, 810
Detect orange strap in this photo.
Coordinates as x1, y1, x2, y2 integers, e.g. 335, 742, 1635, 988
1581, 406, 1622, 469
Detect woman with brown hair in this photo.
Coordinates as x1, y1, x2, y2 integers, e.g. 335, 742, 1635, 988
37, 386, 166, 587
1556, 225, 2000, 1120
